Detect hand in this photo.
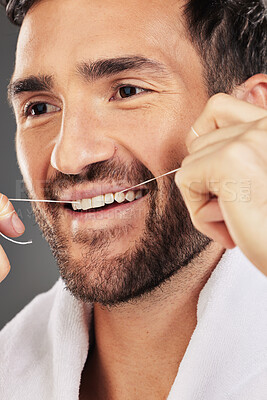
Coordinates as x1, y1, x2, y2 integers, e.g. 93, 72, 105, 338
0, 194, 25, 282
175, 93, 267, 275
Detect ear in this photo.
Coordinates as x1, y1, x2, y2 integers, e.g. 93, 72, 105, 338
232, 73, 267, 110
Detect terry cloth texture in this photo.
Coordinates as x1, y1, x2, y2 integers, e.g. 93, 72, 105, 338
0, 246, 266, 399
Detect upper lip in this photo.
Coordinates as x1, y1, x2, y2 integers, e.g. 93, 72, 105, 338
58, 183, 146, 202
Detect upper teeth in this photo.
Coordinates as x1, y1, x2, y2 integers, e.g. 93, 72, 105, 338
71, 189, 144, 211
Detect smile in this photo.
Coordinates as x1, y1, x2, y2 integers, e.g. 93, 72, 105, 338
66, 189, 149, 213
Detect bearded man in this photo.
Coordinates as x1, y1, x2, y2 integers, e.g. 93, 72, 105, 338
0, 0, 267, 399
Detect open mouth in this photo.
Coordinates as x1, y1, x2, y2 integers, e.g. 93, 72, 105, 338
64, 188, 149, 213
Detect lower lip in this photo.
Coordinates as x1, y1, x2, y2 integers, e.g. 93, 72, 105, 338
64, 194, 148, 222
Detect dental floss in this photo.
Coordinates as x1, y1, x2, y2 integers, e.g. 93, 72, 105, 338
1, 127, 199, 245
119, 168, 182, 193
0, 232, 33, 246
191, 126, 199, 137
120, 126, 199, 193
9, 199, 79, 204
0, 199, 77, 246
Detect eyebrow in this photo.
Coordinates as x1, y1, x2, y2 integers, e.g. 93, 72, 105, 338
76, 56, 168, 81
8, 75, 53, 105
8, 56, 169, 104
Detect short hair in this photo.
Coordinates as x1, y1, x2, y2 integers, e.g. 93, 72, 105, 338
1, 0, 266, 96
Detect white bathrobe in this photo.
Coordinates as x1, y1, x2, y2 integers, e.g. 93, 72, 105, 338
0, 246, 267, 399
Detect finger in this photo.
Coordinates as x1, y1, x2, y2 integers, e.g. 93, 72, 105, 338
176, 177, 236, 248
175, 149, 239, 213
196, 198, 236, 247
182, 137, 231, 167
188, 117, 267, 154
197, 197, 224, 222
0, 194, 25, 237
175, 153, 238, 248
188, 122, 250, 154
184, 127, 267, 171
0, 244, 11, 283
193, 93, 267, 137
195, 220, 236, 249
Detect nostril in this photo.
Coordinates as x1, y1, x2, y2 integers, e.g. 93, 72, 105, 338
51, 138, 117, 175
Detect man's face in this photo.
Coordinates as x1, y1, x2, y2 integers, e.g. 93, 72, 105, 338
11, 0, 211, 305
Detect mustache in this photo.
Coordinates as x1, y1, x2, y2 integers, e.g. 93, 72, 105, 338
43, 158, 158, 200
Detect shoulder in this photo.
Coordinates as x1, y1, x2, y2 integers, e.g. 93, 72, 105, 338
0, 278, 91, 399
0, 278, 63, 341
0, 278, 63, 369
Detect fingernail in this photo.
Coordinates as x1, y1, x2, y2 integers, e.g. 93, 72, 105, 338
12, 213, 25, 234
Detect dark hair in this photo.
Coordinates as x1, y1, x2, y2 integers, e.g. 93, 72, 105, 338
183, 0, 267, 95
1, 0, 266, 96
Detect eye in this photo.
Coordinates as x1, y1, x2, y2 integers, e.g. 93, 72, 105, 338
24, 102, 61, 118
111, 85, 149, 101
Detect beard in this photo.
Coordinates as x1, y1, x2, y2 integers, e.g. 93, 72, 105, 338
30, 158, 212, 306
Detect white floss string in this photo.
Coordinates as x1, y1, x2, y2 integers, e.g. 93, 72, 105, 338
0, 232, 33, 245
0, 199, 78, 246
2, 128, 199, 244
119, 168, 183, 193
0, 195, 30, 246
9, 199, 77, 204
191, 126, 199, 138
120, 126, 199, 193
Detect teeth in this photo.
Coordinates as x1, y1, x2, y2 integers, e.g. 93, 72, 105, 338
114, 192, 125, 203
92, 195, 105, 208
135, 190, 143, 200
125, 190, 135, 202
81, 198, 92, 210
104, 193, 114, 204
71, 189, 146, 211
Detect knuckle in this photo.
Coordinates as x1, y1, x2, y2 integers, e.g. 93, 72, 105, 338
0, 195, 12, 218
221, 135, 262, 168
221, 140, 249, 161
255, 116, 267, 130
241, 129, 267, 148
207, 93, 229, 112
0, 194, 8, 208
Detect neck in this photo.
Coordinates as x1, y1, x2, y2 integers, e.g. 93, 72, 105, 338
81, 243, 225, 400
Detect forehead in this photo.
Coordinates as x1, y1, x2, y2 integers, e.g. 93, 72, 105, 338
14, 0, 191, 79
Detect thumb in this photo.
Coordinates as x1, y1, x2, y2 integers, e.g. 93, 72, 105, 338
0, 195, 25, 237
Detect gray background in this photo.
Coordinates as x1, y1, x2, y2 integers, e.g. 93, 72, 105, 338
0, 8, 59, 329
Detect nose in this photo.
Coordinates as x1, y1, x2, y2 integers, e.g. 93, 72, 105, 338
51, 103, 116, 175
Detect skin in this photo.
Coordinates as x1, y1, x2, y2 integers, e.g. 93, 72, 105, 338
175, 85, 267, 275
0, 0, 266, 398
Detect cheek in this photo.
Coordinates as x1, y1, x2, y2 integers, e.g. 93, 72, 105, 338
16, 130, 51, 197
108, 103, 189, 174
159, 113, 191, 170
